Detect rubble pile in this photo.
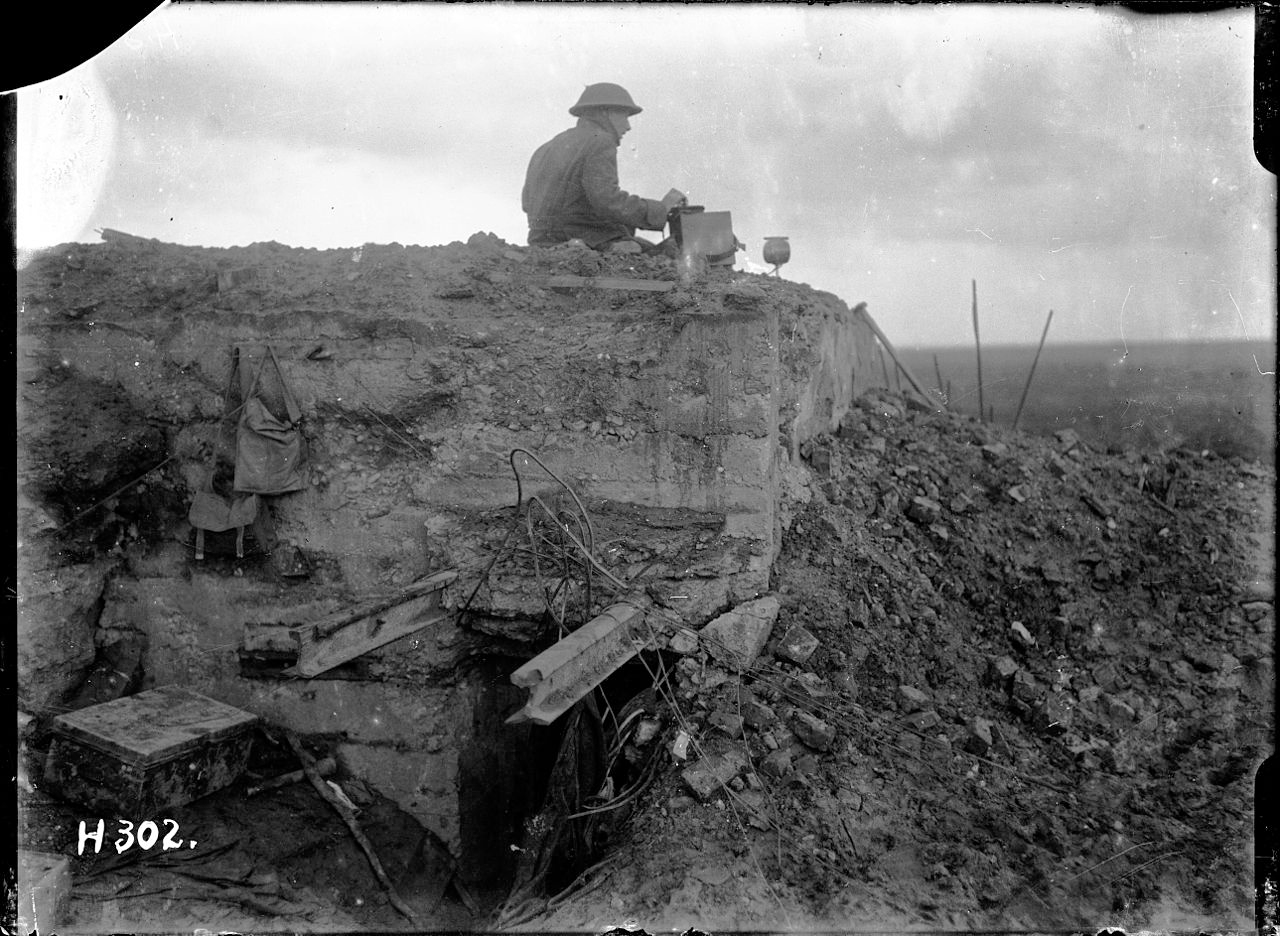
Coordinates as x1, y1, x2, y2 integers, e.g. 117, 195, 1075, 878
15, 231, 1273, 932
534, 390, 1274, 931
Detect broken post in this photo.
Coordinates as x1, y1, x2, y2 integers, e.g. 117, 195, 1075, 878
1012, 308, 1055, 431
245, 756, 336, 796
286, 734, 419, 925
972, 279, 985, 423
854, 304, 939, 409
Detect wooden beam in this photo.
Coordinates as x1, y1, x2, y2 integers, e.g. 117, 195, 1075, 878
489, 272, 677, 292
288, 570, 456, 677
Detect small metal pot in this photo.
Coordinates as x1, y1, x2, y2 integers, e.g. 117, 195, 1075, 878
763, 236, 790, 267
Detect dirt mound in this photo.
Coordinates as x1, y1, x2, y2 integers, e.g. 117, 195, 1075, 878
15, 232, 1274, 932
531, 390, 1274, 931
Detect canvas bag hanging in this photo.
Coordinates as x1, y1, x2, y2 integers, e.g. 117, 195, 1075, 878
188, 490, 260, 559
232, 345, 307, 494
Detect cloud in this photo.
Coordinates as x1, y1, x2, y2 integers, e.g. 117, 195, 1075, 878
17, 62, 117, 248
20, 3, 1270, 345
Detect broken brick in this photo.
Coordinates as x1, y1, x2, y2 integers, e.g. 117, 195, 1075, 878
708, 709, 744, 738
906, 496, 942, 525
1091, 660, 1123, 689
963, 717, 993, 756
681, 753, 744, 802
1103, 695, 1136, 729
794, 672, 831, 697
1011, 669, 1041, 703
1033, 694, 1071, 736
740, 698, 776, 729
1241, 601, 1273, 623
904, 709, 941, 731
794, 753, 820, 775
775, 624, 820, 665
830, 670, 860, 699
1009, 621, 1036, 649
759, 748, 792, 778
897, 685, 930, 713
986, 656, 1019, 689
701, 595, 781, 669
791, 711, 836, 751
667, 629, 699, 655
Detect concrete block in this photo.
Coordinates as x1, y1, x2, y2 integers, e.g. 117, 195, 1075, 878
791, 711, 835, 751
708, 709, 744, 738
759, 748, 793, 778
904, 709, 941, 731
668, 629, 700, 655
963, 717, 993, 756
700, 594, 780, 669
1010, 621, 1036, 649
1034, 694, 1071, 735
897, 685, 930, 713
905, 496, 942, 525
682, 752, 744, 801
1011, 669, 1041, 703
774, 623, 819, 665
1103, 695, 1136, 728
740, 698, 776, 728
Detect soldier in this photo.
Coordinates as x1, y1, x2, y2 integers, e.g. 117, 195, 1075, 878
522, 82, 685, 253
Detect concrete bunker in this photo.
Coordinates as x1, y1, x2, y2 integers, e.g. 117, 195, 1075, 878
17, 231, 890, 909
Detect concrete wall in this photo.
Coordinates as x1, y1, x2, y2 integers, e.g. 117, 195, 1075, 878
18, 239, 888, 874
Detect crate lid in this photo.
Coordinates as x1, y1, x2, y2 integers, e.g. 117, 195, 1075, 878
50, 686, 258, 768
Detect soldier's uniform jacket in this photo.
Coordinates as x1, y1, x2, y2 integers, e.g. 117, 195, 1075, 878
522, 115, 668, 248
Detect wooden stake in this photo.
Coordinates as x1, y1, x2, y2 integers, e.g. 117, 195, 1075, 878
878, 345, 891, 389
972, 280, 985, 423
933, 354, 946, 407
1012, 309, 1055, 431
286, 734, 420, 925
245, 756, 336, 796
854, 304, 938, 408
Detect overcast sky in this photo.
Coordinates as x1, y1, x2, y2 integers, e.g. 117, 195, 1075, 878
15, 2, 1276, 347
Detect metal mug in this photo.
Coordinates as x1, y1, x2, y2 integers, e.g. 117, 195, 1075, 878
763, 236, 790, 267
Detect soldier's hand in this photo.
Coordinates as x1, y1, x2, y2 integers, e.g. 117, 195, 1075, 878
661, 189, 687, 212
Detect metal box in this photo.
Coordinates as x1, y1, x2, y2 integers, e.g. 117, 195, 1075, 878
43, 686, 258, 815
676, 209, 737, 266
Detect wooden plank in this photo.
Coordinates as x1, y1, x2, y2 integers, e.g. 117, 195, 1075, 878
489, 272, 676, 292
290, 571, 456, 677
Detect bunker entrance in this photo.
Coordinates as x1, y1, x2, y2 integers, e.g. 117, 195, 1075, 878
494, 651, 674, 920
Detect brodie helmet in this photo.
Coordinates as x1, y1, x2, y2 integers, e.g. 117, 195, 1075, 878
569, 82, 642, 117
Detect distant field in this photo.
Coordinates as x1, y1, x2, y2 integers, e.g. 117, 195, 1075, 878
894, 340, 1277, 464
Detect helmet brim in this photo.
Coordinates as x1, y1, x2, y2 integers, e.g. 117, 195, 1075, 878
570, 103, 642, 117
